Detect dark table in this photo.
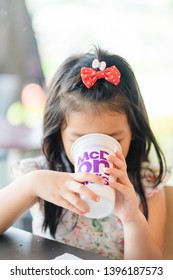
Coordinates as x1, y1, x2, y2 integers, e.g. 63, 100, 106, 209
0, 227, 108, 260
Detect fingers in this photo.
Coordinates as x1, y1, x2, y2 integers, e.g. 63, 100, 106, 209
71, 172, 104, 201
54, 172, 104, 215
53, 195, 88, 216
109, 180, 135, 206
105, 152, 130, 186
105, 167, 126, 182
107, 151, 127, 171
68, 182, 100, 202
109, 180, 130, 197
73, 172, 105, 185
62, 192, 90, 214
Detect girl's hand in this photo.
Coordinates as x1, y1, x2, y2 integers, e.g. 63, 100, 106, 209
105, 151, 141, 223
29, 170, 103, 216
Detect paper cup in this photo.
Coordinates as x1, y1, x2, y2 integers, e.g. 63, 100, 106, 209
71, 133, 122, 219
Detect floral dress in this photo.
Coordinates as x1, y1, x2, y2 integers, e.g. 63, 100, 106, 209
12, 156, 171, 260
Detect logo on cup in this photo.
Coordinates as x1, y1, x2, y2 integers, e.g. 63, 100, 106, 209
76, 149, 111, 185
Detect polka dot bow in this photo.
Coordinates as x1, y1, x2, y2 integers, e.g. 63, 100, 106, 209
81, 62, 121, 89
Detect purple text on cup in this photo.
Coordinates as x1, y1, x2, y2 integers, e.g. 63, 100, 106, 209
76, 150, 111, 185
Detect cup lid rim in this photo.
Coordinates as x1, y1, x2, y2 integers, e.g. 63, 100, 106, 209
71, 133, 122, 156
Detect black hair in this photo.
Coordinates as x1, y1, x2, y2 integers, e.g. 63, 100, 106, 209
42, 47, 166, 237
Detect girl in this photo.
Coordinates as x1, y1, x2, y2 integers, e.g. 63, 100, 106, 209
0, 47, 170, 259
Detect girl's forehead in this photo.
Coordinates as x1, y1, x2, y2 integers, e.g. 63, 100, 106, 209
65, 109, 129, 128
66, 106, 120, 120
62, 109, 132, 141
65, 99, 125, 118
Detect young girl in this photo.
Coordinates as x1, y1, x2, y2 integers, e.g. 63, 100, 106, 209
0, 47, 170, 259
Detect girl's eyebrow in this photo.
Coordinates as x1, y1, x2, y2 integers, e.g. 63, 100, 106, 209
108, 131, 125, 137
71, 131, 125, 138
71, 132, 85, 138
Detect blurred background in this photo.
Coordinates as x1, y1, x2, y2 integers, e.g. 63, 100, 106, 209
0, 0, 173, 230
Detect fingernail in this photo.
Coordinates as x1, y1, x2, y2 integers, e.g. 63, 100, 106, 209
95, 196, 100, 202
104, 168, 109, 173
109, 179, 115, 185
101, 177, 106, 184
78, 211, 85, 216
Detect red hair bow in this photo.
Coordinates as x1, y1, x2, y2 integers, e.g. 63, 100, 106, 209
81, 65, 121, 89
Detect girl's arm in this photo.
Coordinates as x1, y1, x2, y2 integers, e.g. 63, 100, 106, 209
0, 170, 103, 234
123, 189, 166, 259
105, 151, 166, 259
0, 173, 37, 234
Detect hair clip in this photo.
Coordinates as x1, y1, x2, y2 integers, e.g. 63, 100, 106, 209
92, 59, 106, 71
81, 59, 121, 89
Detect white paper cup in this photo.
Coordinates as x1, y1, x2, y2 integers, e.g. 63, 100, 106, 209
71, 133, 122, 219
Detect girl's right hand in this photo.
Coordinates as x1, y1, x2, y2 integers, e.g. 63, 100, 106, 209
29, 170, 103, 216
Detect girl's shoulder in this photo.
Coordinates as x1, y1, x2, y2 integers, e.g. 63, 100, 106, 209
12, 155, 48, 178
140, 161, 171, 197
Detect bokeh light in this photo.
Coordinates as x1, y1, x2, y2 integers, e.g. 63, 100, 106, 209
21, 83, 47, 111
7, 84, 47, 128
7, 101, 24, 126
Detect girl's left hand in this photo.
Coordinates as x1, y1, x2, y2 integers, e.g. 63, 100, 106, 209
105, 151, 141, 223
